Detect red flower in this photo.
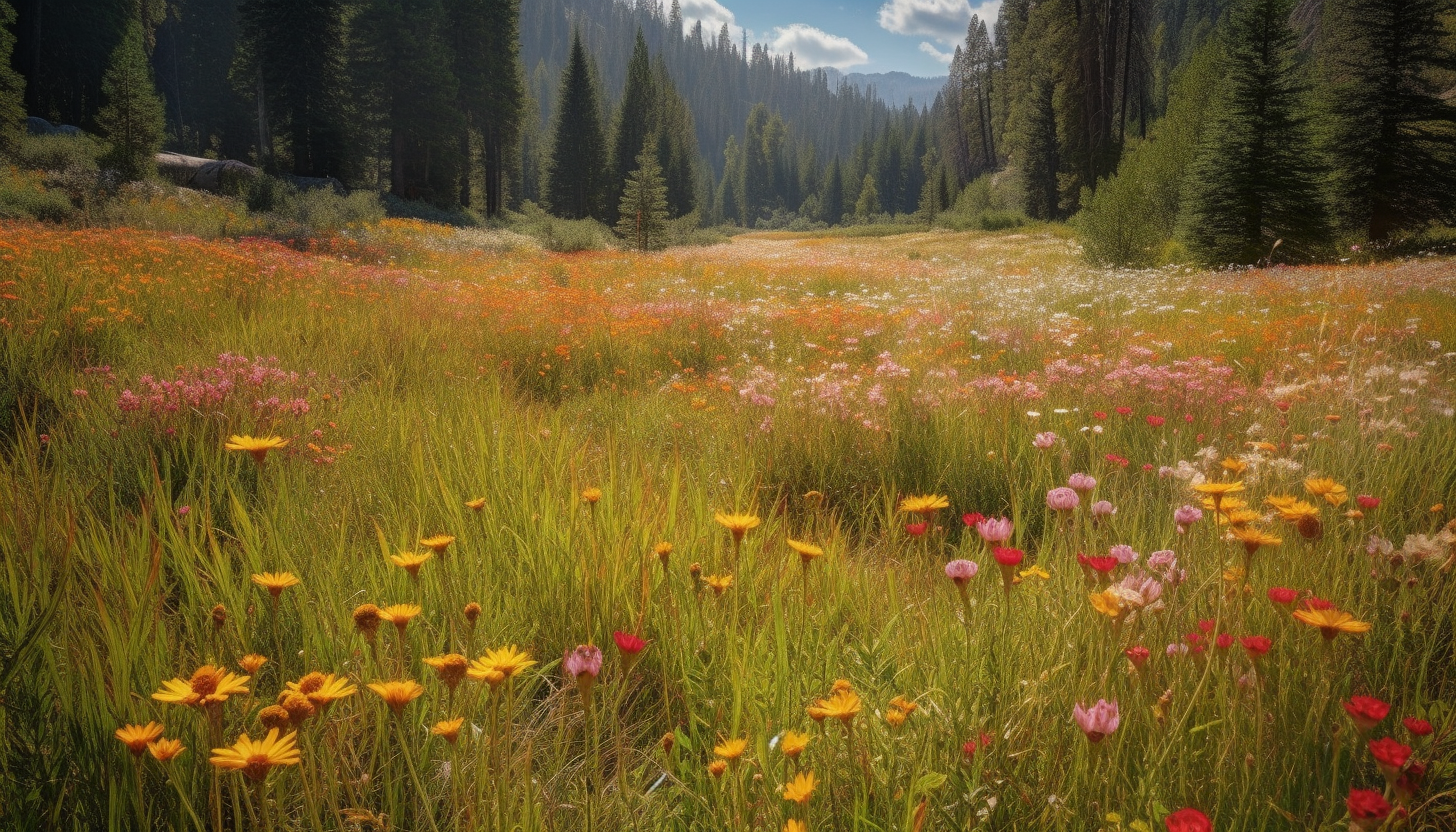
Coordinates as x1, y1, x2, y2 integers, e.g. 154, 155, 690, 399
1343, 696, 1390, 732
1094, 411, 1107, 420
1215, 633, 1234, 650
1240, 635, 1272, 659
1356, 495, 1380, 510
1368, 737, 1412, 772
1087, 555, 1118, 574
978, 731, 994, 749
1115, 406, 1133, 416
612, 631, 646, 655
905, 522, 928, 537
1267, 587, 1298, 606
1397, 761, 1426, 797
1183, 413, 1194, 423
1124, 645, 1150, 668
962, 512, 985, 528
1197, 618, 1216, 634
1303, 596, 1334, 611
1275, 400, 1291, 412
961, 738, 977, 761
1146, 415, 1165, 427
1105, 453, 1130, 467
1346, 789, 1391, 825
992, 547, 1024, 567
1403, 717, 1433, 737
1163, 807, 1212, 832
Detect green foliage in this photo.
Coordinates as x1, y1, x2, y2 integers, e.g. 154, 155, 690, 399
607, 30, 656, 226
740, 103, 785, 225
1320, 0, 1456, 241
0, 168, 76, 222
854, 173, 880, 219
95, 21, 166, 183
0, 0, 23, 155
447, 0, 525, 216
1183, 0, 1329, 265
1077, 43, 1223, 267
514, 200, 613, 251
615, 140, 668, 250
544, 31, 608, 220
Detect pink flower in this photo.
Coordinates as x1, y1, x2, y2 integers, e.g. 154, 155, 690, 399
944, 559, 979, 587
1068, 473, 1097, 493
975, 516, 1013, 543
1033, 431, 1058, 449
1047, 487, 1079, 512
1109, 544, 1138, 564
1090, 500, 1116, 519
563, 644, 603, 693
1072, 699, 1120, 742
1173, 505, 1203, 533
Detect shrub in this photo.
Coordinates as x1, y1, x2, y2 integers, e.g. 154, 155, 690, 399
0, 167, 75, 222
510, 202, 614, 252
271, 188, 384, 233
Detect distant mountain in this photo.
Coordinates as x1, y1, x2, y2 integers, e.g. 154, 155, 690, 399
824, 70, 946, 109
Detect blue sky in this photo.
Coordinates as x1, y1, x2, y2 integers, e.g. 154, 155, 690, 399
667, 0, 1002, 77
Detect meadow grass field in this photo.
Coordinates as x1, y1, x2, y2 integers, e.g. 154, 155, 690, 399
2, 219, 1455, 831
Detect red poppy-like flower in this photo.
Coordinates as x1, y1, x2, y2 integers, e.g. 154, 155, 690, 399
1369, 737, 1412, 773
1267, 587, 1298, 606
961, 738, 977, 761
1403, 717, 1433, 737
1240, 635, 1272, 659
1344, 696, 1390, 732
1094, 411, 1107, 420
1146, 415, 1165, 427
1163, 807, 1211, 832
1197, 619, 1216, 634
1346, 789, 1391, 828
961, 512, 985, 528
1115, 406, 1133, 416
1356, 495, 1379, 510
1087, 555, 1118, 574
1105, 453, 1130, 467
905, 522, 928, 537
1215, 633, 1234, 650
613, 631, 646, 655
993, 547, 1024, 567
1124, 645, 1150, 668
1304, 596, 1334, 611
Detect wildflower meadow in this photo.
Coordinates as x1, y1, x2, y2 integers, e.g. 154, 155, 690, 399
2, 219, 1455, 831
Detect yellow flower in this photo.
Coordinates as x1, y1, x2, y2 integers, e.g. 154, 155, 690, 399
713, 737, 748, 760
1273, 500, 1320, 522
431, 717, 465, 743
1216, 509, 1263, 527
714, 512, 761, 542
1020, 565, 1051, 581
1221, 457, 1248, 475
708, 759, 728, 778
1245, 440, 1277, 452
705, 573, 734, 595
1191, 481, 1244, 509
224, 434, 289, 463
419, 535, 455, 554
1222, 564, 1246, 584
898, 494, 950, 515
779, 730, 811, 758
284, 673, 357, 708
581, 487, 602, 504
783, 770, 817, 805
1089, 589, 1126, 620
239, 654, 268, 674
1293, 608, 1372, 640
1229, 525, 1282, 555
116, 722, 165, 756
1264, 495, 1300, 511
468, 646, 537, 690
1202, 495, 1248, 513
465, 497, 487, 511
209, 728, 301, 780
889, 695, 919, 715
885, 708, 907, 727
1304, 477, 1348, 506
147, 738, 185, 762
831, 679, 854, 693
784, 822, 806, 832
422, 654, 470, 691
153, 665, 251, 708
812, 689, 862, 725
787, 539, 824, 564
390, 550, 432, 578
367, 680, 425, 714
380, 603, 423, 635
251, 572, 301, 599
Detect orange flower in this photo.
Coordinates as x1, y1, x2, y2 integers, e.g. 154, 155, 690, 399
419, 535, 455, 554
431, 717, 465, 743
116, 722, 165, 756
1293, 608, 1372, 640
251, 572, 301, 599
148, 738, 185, 762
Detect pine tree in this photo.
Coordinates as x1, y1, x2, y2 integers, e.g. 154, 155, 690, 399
616, 139, 668, 249
0, 0, 24, 154
1321, 0, 1456, 241
1184, 0, 1329, 265
740, 103, 783, 225
653, 58, 697, 218
854, 173, 880, 219
238, 0, 348, 177
96, 20, 166, 181
447, 0, 524, 214
607, 30, 656, 223
822, 157, 844, 224
544, 30, 608, 220
352, 0, 463, 206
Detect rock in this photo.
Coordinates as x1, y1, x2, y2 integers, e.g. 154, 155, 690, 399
154, 152, 260, 193
26, 117, 82, 137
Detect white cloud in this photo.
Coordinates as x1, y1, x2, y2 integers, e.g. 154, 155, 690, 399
919, 42, 954, 64
666, 0, 745, 41
879, 0, 1001, 45
768, 23, 870, 70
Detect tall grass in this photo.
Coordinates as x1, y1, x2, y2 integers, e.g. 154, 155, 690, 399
1, 219, 1453, 831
